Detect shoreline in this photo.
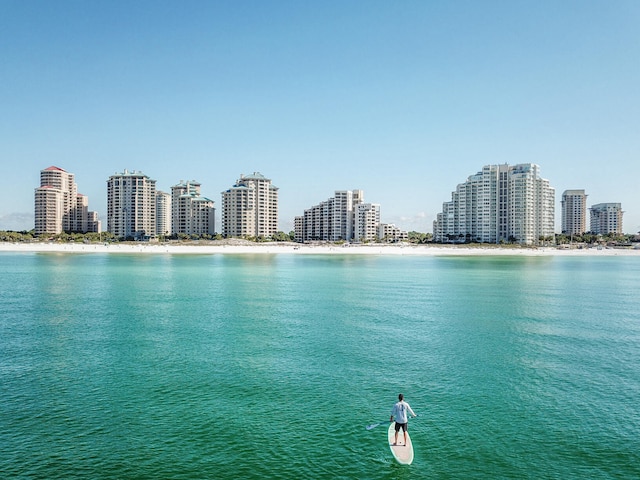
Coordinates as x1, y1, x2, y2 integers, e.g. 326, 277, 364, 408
1, 241, 639, 256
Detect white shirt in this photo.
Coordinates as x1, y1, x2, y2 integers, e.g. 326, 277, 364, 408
391, 400, 416, 424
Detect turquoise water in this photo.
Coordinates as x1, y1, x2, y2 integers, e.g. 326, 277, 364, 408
1, 252, 639, 479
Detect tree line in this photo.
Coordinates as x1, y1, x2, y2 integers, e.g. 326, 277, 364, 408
1, 229, 636, 245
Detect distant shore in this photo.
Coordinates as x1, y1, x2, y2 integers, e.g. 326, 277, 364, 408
1, 241, 639, 256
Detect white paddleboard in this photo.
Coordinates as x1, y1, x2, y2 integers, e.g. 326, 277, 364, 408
388, 422, 414, 465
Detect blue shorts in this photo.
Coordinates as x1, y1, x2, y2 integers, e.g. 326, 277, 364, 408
394, 422, 407, 432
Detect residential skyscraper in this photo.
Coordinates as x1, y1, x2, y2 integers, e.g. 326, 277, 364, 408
34, 166, 99, 235
107, 169, 157, 239
590, 203, 623, 235
354, 203, 380, 242
433, 163, 555, 245
221, 172, 278, 238
171, 180, 216, 236
295, 189, 384, 243
156, 190, 171, 237
87, 211, 101, 233
561, 189, 587, 236
76, 194, 89, 233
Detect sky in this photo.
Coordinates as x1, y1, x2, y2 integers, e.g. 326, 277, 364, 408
1, 0, 639, 234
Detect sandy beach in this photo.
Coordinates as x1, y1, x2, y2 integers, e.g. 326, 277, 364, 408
1, 241, 639, 256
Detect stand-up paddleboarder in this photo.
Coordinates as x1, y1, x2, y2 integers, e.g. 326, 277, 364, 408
390, 393, 416, 446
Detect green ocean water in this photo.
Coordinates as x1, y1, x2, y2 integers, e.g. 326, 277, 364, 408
1, 252, 639, 479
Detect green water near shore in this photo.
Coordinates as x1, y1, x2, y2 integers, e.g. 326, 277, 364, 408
1, 253, 639, 478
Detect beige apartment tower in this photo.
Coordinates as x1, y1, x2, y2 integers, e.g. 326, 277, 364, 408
561, 190, 587, 236
221, 172, 278, 238
107, 169, 157, 240
171, 180, 216, 236
35, 165, 99, 235
590, 203, 623, 235
156, 191, 172, 237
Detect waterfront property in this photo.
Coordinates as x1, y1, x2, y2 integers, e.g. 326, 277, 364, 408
295, 189, 402, 243
433, 163, 555, 245
34, 166, 100, 235
590, 202, 623, 235
107, 169, 157, 240
171, 180, 216, 236
561, 189, 587, 236
221, 172, 278, 238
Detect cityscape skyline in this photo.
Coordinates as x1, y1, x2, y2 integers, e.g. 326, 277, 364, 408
1, 2, 639, 233
32, 163, 628, 239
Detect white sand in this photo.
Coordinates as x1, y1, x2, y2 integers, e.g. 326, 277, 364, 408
1, 241, 638, 256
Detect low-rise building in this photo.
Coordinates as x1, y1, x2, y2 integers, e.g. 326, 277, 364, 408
379, 223, 408, 242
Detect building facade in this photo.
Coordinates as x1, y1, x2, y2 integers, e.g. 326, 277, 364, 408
433, 163, 555, 245
107, 169, 157, 240
221, 172, 278, 238
590, 203, 623, 235
354, 203, 380, 242
171, 180, 216, 236
87, 211, 101, 233
561, 189, 587, 236
293, 215, 304, 242
34, 166, 99, 235
379, 223, 409, 242
295, 190, 385, 243
156, 191, 171, 237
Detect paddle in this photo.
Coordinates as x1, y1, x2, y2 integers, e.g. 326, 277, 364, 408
365, 421, 390, 430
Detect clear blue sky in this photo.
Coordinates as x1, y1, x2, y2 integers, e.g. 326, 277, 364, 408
1, 0, 639, 233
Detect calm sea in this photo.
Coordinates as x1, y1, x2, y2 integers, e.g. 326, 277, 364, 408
1, 252, 639, 479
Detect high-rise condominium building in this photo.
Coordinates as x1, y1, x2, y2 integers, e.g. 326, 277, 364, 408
561, 189, 587, 236
354, 202, 380, 242
171, 180, 216, 236
221, 172, 278, 238
34, 166, 99, 235
156, 191, 171, 237
294, 215, 304, 243
107, 169, 156, 239
87, 211, 100, 233
296, 190, 360, 242
590, 203, 623, 235
433, 163, 555, 245
295, 189, 383, 242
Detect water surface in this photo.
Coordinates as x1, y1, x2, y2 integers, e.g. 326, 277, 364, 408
1, 253, 639, 479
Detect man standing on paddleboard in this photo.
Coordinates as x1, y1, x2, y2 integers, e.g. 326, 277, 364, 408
390, 393, 416, 446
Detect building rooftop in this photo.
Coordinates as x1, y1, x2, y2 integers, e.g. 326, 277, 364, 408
241, 172, 268, 180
